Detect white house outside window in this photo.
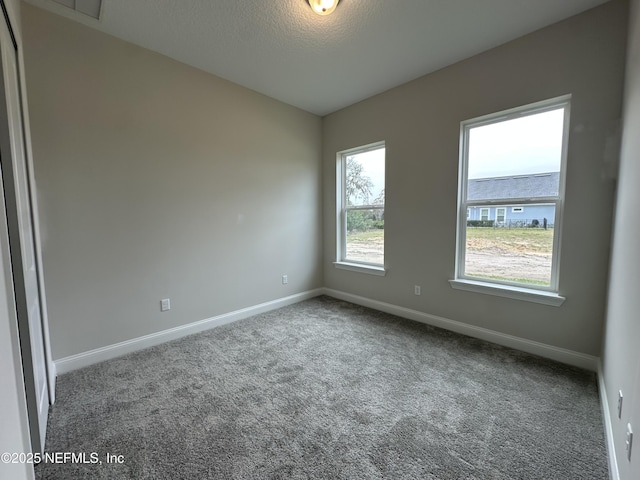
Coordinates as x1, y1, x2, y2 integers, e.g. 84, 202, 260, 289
335, 142, 385, 275
452, 96, 570, 304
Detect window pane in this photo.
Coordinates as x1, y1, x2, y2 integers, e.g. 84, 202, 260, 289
460, 102, 567, 290
346, 209, 384, 264
465, 204, 555, 286
467, 108, 564, 199
346, 149, 385, 207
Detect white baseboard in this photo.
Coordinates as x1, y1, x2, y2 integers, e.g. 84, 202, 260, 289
54, 289, 324, 374
55, 286, 598, 373
322, 288, 599, 371
598, 361, 620, 480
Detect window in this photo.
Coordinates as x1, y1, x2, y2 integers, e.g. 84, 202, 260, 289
336, 142, 385, 273
453, 96, 569, 302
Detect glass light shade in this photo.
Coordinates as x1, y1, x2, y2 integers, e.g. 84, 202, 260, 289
307, 0, 340, 16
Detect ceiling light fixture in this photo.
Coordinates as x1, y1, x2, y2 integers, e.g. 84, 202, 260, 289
307, 0, 340, 16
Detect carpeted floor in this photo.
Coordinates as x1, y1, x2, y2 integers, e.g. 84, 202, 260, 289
37, 296, 608, 479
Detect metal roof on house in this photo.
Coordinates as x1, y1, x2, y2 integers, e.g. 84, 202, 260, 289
467, 172, 560, 201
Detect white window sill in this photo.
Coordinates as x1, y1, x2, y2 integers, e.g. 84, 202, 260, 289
334, 262, 386, 276
449, 279, 565, 306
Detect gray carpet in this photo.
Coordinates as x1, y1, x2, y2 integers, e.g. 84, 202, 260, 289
37, 296, 608, 479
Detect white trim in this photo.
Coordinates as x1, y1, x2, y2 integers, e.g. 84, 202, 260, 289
333, 261, 386, 276
337, 140, 386, 157
346, 205, 384, 212
49, 360, 57, 388
54, 289, 324, 374
336, 151, 345, 266
16, 27, 56, 406
20, 0, 103, 27
54, 284, 589, 374
461, 94, 572, 128
449, 279, 565, 306
455, 95, 571, 295
322, 288, 592, 369
598, 361, 620, 480
336, 140, 385, 266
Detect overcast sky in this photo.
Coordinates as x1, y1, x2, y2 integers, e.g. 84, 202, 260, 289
468, 108, 564, 179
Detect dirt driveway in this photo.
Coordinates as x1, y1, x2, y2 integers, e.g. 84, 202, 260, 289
345, 228, 553, 285
465, 249, 552, 284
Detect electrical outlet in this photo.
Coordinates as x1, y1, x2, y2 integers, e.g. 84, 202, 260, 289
626, 423, 633, 461
160, 298, 170, 312
282, 275, 288, 285
414, 285, 421, 295
618, 390, 623, 419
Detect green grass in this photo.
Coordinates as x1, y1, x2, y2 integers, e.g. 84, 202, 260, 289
347, 230, 384, 242
347, 227, 553, 256
466, 227, 553, 255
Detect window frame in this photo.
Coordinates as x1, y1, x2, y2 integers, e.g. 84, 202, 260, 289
335, 141, 386, 276
452, 96, 571, 305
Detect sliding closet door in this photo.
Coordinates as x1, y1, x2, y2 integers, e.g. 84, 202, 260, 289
0, 7, 49, 452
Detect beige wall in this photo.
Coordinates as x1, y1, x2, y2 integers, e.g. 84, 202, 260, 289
11, 0, 639, 474
603, 0, 640, 477
22, 4, 323, 360
323, 0, 627, 356
20, 0, 630, 363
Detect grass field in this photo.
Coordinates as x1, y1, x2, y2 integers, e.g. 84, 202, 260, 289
346, 227, 554, 285
466, 227, 554, 255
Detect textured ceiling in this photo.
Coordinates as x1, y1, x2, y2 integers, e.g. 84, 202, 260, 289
24, 0, 611, 116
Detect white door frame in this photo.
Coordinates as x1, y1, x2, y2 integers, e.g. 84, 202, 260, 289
0, 0, 54, 453
5, 1, 56, 403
